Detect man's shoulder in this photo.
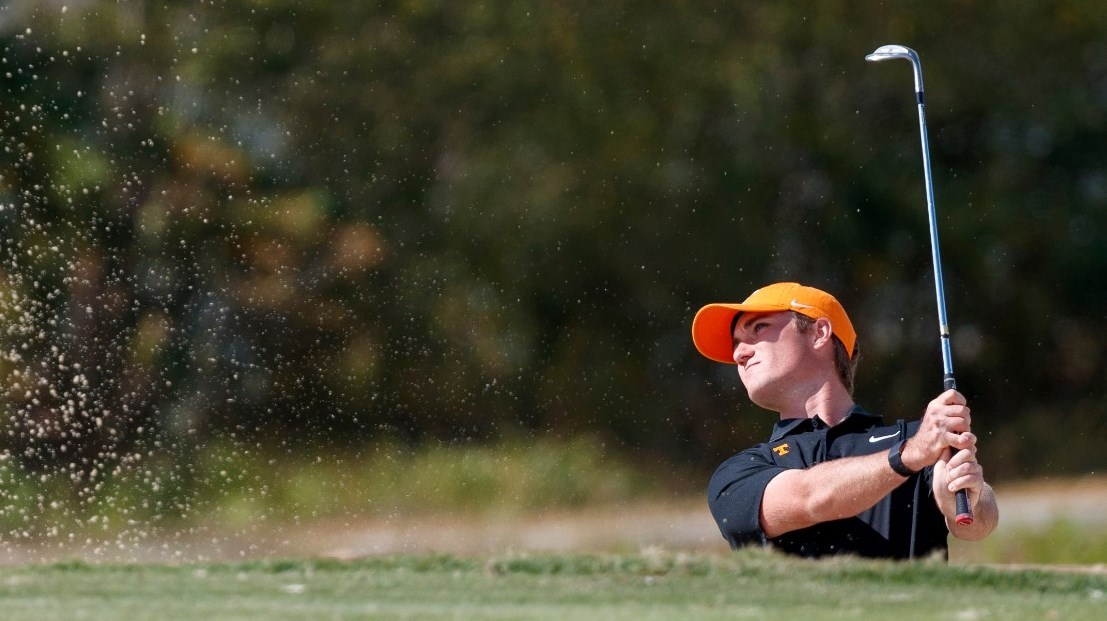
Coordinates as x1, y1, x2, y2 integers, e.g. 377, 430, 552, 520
828, 411, 923, 455
713, 442, 774, 470
708, 442, 776, 482
840, 405, 923, 434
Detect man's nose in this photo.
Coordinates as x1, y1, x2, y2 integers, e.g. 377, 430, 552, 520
732, 341, 752, 365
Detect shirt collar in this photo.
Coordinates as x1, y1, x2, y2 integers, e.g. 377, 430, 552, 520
768, 404, 882, 442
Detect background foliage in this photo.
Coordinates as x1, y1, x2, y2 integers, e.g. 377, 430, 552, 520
0, 1, 1104, 533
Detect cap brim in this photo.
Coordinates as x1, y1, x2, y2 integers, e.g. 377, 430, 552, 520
691, 302, 790, 364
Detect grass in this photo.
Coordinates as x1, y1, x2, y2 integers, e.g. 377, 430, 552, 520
952, 518, 1107, 566
0, 550, 1104, 620
3, 438, 1106, 567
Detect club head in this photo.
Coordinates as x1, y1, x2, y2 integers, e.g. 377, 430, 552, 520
865, 44, 924, 93
865, 45, 916, 63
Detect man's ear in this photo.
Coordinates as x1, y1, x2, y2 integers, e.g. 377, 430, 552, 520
811, 317, 836, 351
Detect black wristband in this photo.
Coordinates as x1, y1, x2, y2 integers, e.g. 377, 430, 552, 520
888, 440, 918, 477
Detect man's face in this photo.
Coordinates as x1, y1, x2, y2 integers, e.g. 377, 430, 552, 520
731, 311, 818, 411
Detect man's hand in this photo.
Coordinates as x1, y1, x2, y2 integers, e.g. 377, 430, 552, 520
900, 389, 974, 471
938, 447, 983, 506
907, 389, 999, 539
934, 445, 998, 539
933, 446, 982, 514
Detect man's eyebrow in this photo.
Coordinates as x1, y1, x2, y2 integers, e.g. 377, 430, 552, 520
729, 312, 745, 335
734, 313, 780, 337
732, 312, 760, 336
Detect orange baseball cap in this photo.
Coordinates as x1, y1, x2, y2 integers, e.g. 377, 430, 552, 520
691, 282, 857, 364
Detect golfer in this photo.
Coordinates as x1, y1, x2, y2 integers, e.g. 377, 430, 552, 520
693, 282, 998, 559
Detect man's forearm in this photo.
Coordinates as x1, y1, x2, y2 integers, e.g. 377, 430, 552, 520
760, 449, 907, 538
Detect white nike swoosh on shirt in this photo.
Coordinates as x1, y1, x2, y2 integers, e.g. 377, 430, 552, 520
868, 431, 901, 443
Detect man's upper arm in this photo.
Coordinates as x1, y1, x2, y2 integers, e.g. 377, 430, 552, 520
707, 448, 785, 548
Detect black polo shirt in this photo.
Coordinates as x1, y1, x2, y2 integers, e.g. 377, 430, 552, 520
707, 405, 948, 559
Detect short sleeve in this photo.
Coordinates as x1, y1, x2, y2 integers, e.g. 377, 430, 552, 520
706, 447, 786, 549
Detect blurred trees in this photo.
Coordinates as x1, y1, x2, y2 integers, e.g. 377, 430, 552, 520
0, 0, 1104, 507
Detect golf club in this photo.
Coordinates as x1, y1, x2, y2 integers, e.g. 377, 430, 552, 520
865, 44, 973, 526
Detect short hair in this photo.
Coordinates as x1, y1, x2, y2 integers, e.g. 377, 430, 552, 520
791, 312, 860, 395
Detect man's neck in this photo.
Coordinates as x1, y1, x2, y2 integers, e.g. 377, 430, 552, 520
776, 383, 855, 427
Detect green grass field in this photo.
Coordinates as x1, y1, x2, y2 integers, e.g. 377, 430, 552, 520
1, 440, 1104, 621
0, 551, 1103, 621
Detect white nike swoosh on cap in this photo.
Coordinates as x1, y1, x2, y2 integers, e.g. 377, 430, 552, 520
868, 431, 901, 443
790, 300, 815, 310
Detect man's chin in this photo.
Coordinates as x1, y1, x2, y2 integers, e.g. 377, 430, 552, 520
743, 387, 771, 410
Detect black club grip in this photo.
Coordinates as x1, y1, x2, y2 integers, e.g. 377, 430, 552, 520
943, 374, 974, 525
